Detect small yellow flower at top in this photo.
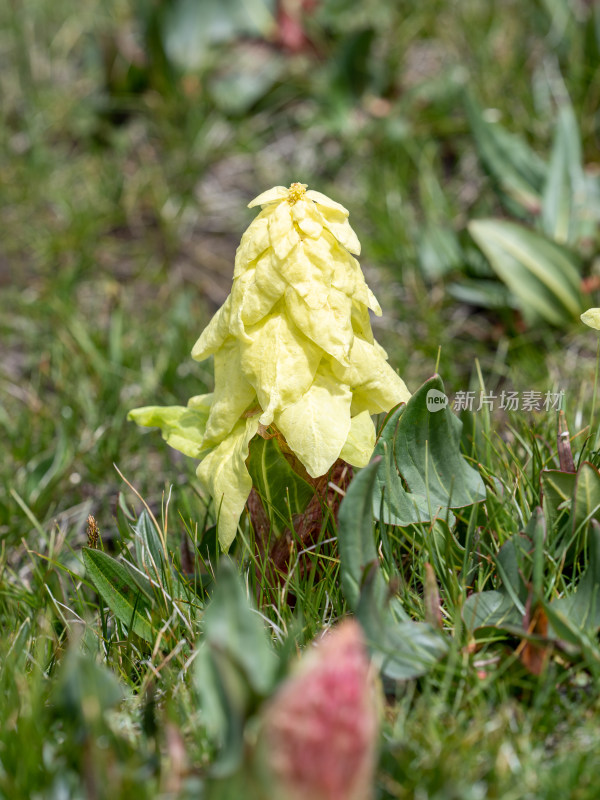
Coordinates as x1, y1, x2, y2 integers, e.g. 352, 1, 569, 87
287, 182, 308, 204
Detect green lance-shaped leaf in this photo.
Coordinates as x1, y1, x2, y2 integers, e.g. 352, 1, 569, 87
464, 90, 547, 214
541, 100, 586, 246
372, 376, 486, 527
541, 469, 576, 532
133, 509, 167, 585
83, 548, 154, 643
469, 218, 584, 326
338, 458, 383, 611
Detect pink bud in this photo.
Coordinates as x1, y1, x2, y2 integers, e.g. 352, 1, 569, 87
260, 619, 379, 800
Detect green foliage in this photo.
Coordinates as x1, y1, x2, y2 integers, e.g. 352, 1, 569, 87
468, 219, 584, 325
246, 436, 315, 532
83, 546, 156, 642
373, 376, 487, 526
463, 460, 600, 667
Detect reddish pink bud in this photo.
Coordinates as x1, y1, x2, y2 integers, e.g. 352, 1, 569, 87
260, 619, 379, 800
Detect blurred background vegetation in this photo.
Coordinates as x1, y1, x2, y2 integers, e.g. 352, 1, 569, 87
1, 0, 599, 549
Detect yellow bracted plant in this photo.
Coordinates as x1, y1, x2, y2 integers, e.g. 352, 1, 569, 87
130, 183, 410, 550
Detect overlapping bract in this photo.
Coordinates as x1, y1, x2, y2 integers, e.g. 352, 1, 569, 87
130, 183, 410, 550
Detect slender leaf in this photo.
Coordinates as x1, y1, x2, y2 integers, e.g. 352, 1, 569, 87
338, 458, 382, 611
541, 101, 585, 245
465, 91, 546, 214
133, 509, 167, 584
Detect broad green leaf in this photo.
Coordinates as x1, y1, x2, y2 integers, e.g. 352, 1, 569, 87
193, 643, 231, 744
338, 451, 447, 678
495, 532, 530, 613
462, 531, 532, 634
339, 410, 376, 468
128, 396, 212, 459
194, 559, 277, 775
196, 417, 259, 551
447, 279, 517, 310
372, 411, 432, 526
393, 376, 486, 507
246, 436, 315, 530
357, 565, 448, 680
209, 45, 283, 115
82, 548, 154, 643
462, 590, 521, 633
552, 521, 600, 633
463, 521, 541, 635
581, 308, 600, 330
338, 459, 382, 611
275, 366, 352, 478
202, 559, 277, 696
372, 376, 486, 526
469, 218, 584, 325
541, 469, 576, 531
52, 648, 124, 726
465, 91, 546, 214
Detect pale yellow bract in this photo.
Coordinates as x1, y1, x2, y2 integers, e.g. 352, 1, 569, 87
131, 183, 411, 550
581, 308, 600, 331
